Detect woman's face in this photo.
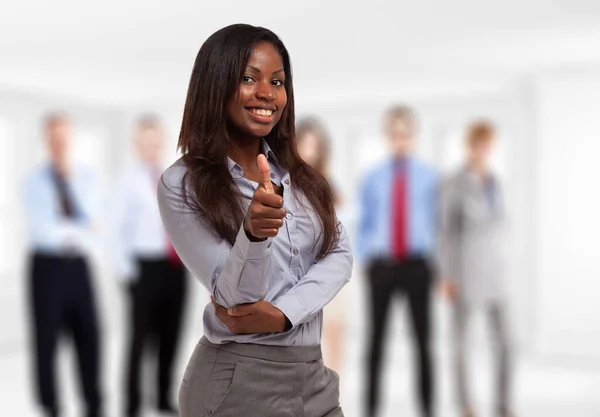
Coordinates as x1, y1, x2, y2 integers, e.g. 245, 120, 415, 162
386, 117, 414, 158
227, 42, 288, 139
297, 131, 322, 168
469, 137, 494, 167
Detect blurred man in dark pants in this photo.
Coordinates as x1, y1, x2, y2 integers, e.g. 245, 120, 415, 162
111, 115, 187, 417
24, 113, 103, 417
357, 105, 438, 417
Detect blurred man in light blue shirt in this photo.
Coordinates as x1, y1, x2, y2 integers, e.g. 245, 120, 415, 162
23, 113, 103, 417
358, 105, 438, 417
111, 115, 186, 417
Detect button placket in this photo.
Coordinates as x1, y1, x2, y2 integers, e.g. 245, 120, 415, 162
282, 173, 291, 188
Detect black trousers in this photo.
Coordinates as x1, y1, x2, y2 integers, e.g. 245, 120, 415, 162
28, 253, 102, 417
125, 258, 187, 417
365, 257, 434, 417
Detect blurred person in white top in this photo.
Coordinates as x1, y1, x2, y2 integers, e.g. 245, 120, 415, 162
111, 115, 187, 417
295, 116, 348, 374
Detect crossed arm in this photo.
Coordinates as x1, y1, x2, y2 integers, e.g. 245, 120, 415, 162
212, 223, 353, 334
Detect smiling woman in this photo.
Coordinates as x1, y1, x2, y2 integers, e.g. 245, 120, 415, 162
226, 42, 287, 144
157, 24, 353, 417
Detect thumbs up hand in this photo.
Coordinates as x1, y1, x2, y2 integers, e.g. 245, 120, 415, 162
243, 154, 286, 241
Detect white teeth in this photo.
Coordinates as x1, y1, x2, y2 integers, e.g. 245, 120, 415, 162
250, 108, 273, 117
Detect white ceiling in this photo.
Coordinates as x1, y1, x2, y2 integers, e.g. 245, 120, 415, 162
1, 0, 600, 107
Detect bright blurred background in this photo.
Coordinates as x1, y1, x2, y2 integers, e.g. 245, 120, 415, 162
1, 1, 600, 416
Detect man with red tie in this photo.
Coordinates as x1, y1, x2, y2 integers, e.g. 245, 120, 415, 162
111, 115, 187, 417
357, 105, 438, 417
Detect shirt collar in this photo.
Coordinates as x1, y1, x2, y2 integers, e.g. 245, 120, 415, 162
464, 165, 495, 185
261, 138, 279, 164
227, 138, 280, 180
46, 162, 76, 181
138, 160, 162, 178
390, 156, 411, 171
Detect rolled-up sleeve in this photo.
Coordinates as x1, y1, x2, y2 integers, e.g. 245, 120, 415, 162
272, 222, 353, 327
157, 166, 272, 308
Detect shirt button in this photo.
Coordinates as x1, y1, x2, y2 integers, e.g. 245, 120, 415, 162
293, 248, 299, 256
270, 173, 275, 179
285, 213, 292, 220
284, 179, 290, 185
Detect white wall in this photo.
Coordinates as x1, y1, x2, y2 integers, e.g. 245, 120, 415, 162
533, 69, 600, 360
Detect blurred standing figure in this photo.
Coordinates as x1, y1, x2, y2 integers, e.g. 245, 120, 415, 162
296, 117, 347, 373
24, 113, 103, 417
358, 105, 437, 417
439, 121, 515, 417
112, 115, 187, 417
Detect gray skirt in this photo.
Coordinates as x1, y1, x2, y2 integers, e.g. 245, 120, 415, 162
179, 336, 343, 417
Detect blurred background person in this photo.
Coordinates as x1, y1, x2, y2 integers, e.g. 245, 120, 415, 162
23, 113, 103, 417
111, 115, 187, 417
357, 105, 438, 417
296, 117, 348, 374
439, 121, 515, 417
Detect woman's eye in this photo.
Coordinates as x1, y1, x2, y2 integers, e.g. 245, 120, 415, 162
272, 79, 284, 86
243, 75, 254, 83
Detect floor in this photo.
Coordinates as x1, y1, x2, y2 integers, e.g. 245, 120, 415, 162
1, 284, 599, 417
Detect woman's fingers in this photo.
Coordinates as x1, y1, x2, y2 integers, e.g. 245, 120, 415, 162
257, 154, 274, 194
244, 184, 286, 239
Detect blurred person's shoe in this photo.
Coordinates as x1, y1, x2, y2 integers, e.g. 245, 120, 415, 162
463, 409, 477, 417
86, 407, 103, 417
43, 406, 59, 417
157, 403, 178, 416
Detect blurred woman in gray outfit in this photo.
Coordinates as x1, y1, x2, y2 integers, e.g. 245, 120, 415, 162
439, 121, 517, 417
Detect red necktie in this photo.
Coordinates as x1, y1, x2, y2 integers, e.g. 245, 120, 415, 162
166, 239, 183, 267
392, 164, 408, 259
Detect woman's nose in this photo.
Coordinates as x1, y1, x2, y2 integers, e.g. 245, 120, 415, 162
256, 82, 274, 100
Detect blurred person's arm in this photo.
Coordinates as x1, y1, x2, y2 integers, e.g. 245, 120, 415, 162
110, 173, 137, 283
437, 176, 461, 301
23, 168, 98, 253
84, 168, 104, 250
356, 170, 375, 263
270, 221, 353, 328
157, 168, 272, 309
496, 179, 512, 268
429, 168, 441, 280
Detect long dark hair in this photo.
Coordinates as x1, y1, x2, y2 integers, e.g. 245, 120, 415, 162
177, 24, 339, 259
